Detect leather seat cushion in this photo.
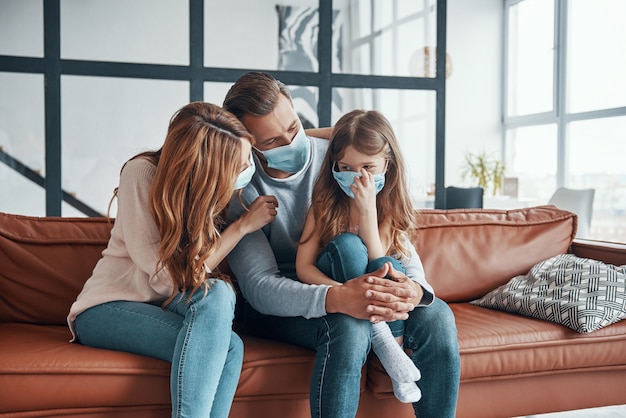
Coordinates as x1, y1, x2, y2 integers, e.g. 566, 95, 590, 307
0, 323, 316, 413
368, 303, 626, 397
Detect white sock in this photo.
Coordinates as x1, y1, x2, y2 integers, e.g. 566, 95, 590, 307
392, 379, 422, 403
370, 322, 421, 383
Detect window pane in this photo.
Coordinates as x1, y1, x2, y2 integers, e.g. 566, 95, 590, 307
569, 116, 626, 243
335, 0, 438, 76
61, 0, 189, 65
506, 0, 554, 116
0, 73, 45, 175
568, 0, 626, 113
204, 82, 234, 107
61, 76, 189, 216
504, 124, 557, 202
0, 164, 45, 216
0, 72, 45, 216
0, 0, 43, 57
332, 88, 436, 205
205, 0, 319, 71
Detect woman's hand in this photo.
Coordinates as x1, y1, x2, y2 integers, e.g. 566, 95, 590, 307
237, 195, 278, 235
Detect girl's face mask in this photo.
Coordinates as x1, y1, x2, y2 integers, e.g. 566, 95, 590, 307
332, 163, 386, 199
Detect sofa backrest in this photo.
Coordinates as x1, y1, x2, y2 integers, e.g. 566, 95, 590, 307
0, 212, 112, 325
410, 205, 576, 302
0, 206, 576, 325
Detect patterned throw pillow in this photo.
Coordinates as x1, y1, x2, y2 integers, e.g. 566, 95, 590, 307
471, 254, 626, 333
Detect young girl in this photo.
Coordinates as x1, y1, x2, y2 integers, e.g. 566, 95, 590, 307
296, 109, 422, 403
68, 102, 278, 417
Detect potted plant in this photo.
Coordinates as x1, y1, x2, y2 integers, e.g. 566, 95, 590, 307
462, 151, 506, 196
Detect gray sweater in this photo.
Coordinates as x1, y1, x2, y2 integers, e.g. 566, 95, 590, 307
225, 136, 433, 319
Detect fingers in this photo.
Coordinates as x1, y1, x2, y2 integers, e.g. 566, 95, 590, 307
350, 170, 374, 194
369, 263, 390, 280
243, 195, 279, 231
366, 304, 410, 323
365, 277, 417, 300
256, 195, 278, 208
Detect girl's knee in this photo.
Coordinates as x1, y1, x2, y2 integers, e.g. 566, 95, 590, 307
367, 256, 405, 275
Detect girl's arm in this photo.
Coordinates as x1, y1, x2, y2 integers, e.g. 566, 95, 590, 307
296, 210, 342, 286
204, 195, 278, 271
352, 169, 386, 259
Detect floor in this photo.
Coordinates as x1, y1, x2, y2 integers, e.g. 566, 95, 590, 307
520, 404, 626, 417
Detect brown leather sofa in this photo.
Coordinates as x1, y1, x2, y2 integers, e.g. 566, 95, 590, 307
1, 206, 625, 418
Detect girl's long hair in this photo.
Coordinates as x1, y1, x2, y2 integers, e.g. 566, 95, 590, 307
126, 102, 253, 305
309, 109, 416, 258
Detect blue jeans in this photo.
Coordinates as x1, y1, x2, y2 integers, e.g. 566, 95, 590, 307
316, 232, 405, 337
244, 233, 460, 418
74, 279, 243, 418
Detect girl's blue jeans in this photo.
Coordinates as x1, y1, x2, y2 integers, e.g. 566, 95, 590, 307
244, 232, 460, 418
74, 279, 243, 418
315, 232, 406, 337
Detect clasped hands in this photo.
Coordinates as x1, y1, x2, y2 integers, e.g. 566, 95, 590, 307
326, 262, 424, 323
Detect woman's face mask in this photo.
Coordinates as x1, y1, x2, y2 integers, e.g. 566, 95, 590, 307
234, 153, 256, 190
257, 127, 310, 173
332, 165, 386, 199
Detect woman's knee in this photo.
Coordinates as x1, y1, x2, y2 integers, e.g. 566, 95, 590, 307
195, 279, 236, 307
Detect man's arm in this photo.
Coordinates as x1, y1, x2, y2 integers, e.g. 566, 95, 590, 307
227, 228, 330, 318
305, 127, 333, 139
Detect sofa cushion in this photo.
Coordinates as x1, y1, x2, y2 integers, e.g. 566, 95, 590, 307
0, 323, 315, 416
0, 323, 171, 415
0, 212, 112, 325
471, 254, 626, 333
367, 303, 626, 399
410, 205, 576, 302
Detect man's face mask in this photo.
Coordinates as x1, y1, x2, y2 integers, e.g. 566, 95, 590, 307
257, 127, 310, 173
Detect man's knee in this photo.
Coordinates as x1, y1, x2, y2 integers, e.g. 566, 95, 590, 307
322, 314, 371, 352
404, 298, 458, 349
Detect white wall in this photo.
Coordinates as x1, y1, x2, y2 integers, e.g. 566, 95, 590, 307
446, 0, 503, 187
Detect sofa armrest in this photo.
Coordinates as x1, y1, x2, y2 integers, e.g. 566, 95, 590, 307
570, 239, 626, 266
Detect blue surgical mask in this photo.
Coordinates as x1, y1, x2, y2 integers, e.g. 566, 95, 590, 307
332, 167, 386, 198
234, 153, 255, 190
257, 127, 310, 173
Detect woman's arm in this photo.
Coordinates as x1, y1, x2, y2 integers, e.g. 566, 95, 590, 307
296, 211, 342, 286
204, 195, 278, 271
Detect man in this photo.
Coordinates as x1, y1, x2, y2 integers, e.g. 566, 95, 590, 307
224, 71, 460, 418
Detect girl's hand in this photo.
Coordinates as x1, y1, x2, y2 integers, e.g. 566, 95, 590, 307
351, 168, 377, 215
237, 195, 278, 234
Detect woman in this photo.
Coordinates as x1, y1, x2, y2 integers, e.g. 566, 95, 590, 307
67, 102, 278, 417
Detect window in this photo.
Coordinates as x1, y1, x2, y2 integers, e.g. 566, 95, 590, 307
0, 0, 448, 217
504, 0, 626, 243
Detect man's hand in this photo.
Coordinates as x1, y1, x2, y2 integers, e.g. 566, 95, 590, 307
364, 264, 424, 323
325, 262, 423, 322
